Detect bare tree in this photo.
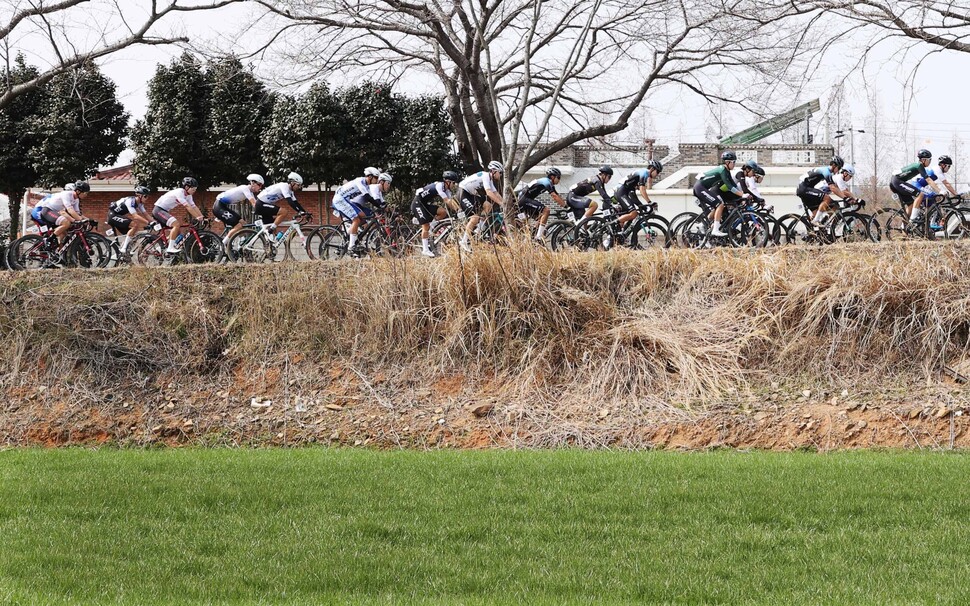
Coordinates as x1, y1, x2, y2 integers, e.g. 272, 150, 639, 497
249, 0, 815, 185
0, 0, 244, 109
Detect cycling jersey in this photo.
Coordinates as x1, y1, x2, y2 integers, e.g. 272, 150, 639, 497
913, 169, 938, 189
520, 177, 558, 200
216, 184, 257, 205
570, 176, 609, 200
459, 171, 499, 197
37, 190, 80, 214
697, 166, 741, 194
895, 162, 929, 182
415, 182, 454, 205
334, 178, 375, 206
800, 167, 836, 188
258, 182, 306, 214
155, 188, 196, 211
109, 196, 145, 216
619, 169, 651, 191
934, 165, 953, 188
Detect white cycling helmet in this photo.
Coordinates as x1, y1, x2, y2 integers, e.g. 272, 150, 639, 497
378, 172, 393, 183
247, 173, 265, 185
487, 160, 504, 173
64, 183, 76, 191
363, 166, 380, 178
287, 172, 303, 185
842, 165, 855, 177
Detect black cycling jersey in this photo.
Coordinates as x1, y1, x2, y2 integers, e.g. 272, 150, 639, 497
802, 167, 836, 188
521, 177, 557, 199
109, 196, 139, 216
415, 182, 452, 205
570, 177, 609, 200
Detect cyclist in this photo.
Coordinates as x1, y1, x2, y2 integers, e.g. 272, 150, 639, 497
720, 159, 761, 207
566, 166, 613, 221
331, 167, 384, 255
256, 172, 308, 235
695, 152, 748, 237
411, 170, 460, 258
213, 174, 265, 245
612, 160, 662, 231
890, 149, 940, 222
934, 155, 959, 198
457, 160, 505, 253
107, 185, 153, 254
30, 181, 91, 245
517, 167, 566, 243
795, 156, 853, 225
153, 177, 205, 255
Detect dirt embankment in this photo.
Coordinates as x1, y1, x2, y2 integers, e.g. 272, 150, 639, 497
3, 242, 970, 450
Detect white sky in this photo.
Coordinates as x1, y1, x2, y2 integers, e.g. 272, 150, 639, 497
12, 2, 970, 175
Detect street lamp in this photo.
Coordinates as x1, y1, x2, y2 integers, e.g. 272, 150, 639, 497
834, 128, 867, 166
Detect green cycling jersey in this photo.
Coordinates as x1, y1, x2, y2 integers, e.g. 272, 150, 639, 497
698, 165, 740, 194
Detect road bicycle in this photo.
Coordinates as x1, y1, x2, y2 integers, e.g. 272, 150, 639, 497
319, 206, 417, 259
564, 199, 669, 251
225, 213, 316, 263
776, 197, 871, 245
130, 218, 224, 266
7, 219, 112, 270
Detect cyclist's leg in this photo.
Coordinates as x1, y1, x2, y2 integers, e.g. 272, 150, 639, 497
152, 207, 180, 252
411, 197, 439, 256
518, 194, 547, 239
459, 191, 482, 251
890, 176, 918, 219
108, 213, 133, 251
213, 200, 242, 244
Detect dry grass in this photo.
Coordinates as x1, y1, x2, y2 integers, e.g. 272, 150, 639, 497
2, 241, 969, 408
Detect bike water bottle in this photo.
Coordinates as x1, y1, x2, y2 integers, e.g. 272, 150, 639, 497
174, 233, 185, 245
276, 231, 285, 242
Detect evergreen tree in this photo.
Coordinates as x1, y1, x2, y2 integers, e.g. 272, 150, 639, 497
334, 82, 401, 176
131, 53, 213, 189
386, 94, 454, 191
0, 55, 45, 239
27, 62, 129, 187
206, 57, 274, 184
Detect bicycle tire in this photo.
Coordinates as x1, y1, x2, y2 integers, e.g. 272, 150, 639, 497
319, 226, 348, 260
228, 228, 273, 263
725, 209, 770, 248
829, 212, 871, 243
879, 208, 916, 241
628, 219, 669, 249
68, 232, 112, 268
940, 208, 970, 240
135, 234, 168, 267
8, 235, 48, 270
183, 230, 225, 264
571, 216, 612, 251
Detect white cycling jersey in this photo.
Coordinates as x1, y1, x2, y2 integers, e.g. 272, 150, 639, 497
459, 171, 499, 196
369, 183, 385, 206
334, 177, 372, 205
155, 188, 196, 211
217, 184, 257, 205
744, 176, 763, 199
258, 182, 296, 206
110, 196, 146, 216
37, 190, 80, 214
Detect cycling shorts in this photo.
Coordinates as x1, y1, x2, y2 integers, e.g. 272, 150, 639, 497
458, 189, 486, 215
517, 195, 545, 219
889, 176, 919, 206
253, 201, 279, 224
213, 200, 241, 228
410, 197, 439, 225
107, 212, 133, 235
152, 207, 177, 227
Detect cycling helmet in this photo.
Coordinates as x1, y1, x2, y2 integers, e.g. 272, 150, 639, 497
73, 180, 91, 193
182, 176, 198, 189
841, 165, 855, 177
939, 155, 953, 166
753, 166, 766, 177
546, 167, 562, 179
442, 170, 460, 182
917, 149, 932, 160
744, 159, 759, 170
247, 173, 265, 185
598, 166, 614, 176
64, 183, 76, 191
378, 172, 392, 183
287, 172, 303, 185
134, 185, 151, 196
487, 160, 504, 173
830, 156, 844, 169
363, 167, 380, 178
648, 159, 663, 173
721, 151, 737, 162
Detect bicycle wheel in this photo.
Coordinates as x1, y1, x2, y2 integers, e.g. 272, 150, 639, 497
319, 227, 348, 260
668, 212, 698, 247
183, 230, 225, 264
8, 235, 49, 270
776, 214, 817, 245
68, 232, 112, 268
725, 209, 770, 248
430, 219, 455, 255
571, 216, 612, 251
542, 219, 573, 250
941, 208, 970, 240
135, 234, 167, 267
924, 204, 952, 240
880, 209, 916, 241
829, 212, 871, 243
228, 228, 273, 263
676, 214, 711, 249
628, 219, 669, 249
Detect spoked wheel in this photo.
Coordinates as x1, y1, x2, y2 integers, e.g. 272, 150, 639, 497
227, 228, 273, 263
829, 212, 871, 243
68, 233, 112, 268
8, 235, 51, 270
880, 208, 918, 241
777, 214, 822, 246
677, 214, 713, 249
183, 230, 225, 264
940, 208, 970, 240
429, 219, 455, 255
668, 212, 698, 248
319, 227, 348, 260
628, 219, 669, 249
571, 216, 612, 251
725, 209, 771, 248
135, 235, 169, 267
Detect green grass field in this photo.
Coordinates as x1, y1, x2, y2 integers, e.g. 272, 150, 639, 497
2, 449, 969, 604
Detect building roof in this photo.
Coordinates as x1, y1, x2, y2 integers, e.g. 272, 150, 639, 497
93, 165, 134, 181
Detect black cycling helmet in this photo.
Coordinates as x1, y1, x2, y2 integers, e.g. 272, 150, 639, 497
134, 185, 151, 196
182, 176, 199, 189
917, 149, 932, 160
744, 159, 759, 171
830, 155, 845, 169
939, 155, 953, 166
442, 170, 459, 182
598, 166, 613, 176
73, 180, 91, 193
721, 151, 737, 162
753, 166, 766, 177
648, 159, 663, 173
546, 167, 562, 179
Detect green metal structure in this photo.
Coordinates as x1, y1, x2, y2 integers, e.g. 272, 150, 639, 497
719, 99, 820, 145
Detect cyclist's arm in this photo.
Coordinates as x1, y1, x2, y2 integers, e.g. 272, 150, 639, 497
721, 168, 745, 197
550, 191, 565, 206
638, 182, 652, 204
286, 195, 308, 214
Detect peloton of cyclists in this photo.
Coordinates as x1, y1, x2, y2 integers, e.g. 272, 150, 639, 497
890, 149, 941, 223
30, 181, 92, 246
694, 152, 750, 237
795, 156, 856, 226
